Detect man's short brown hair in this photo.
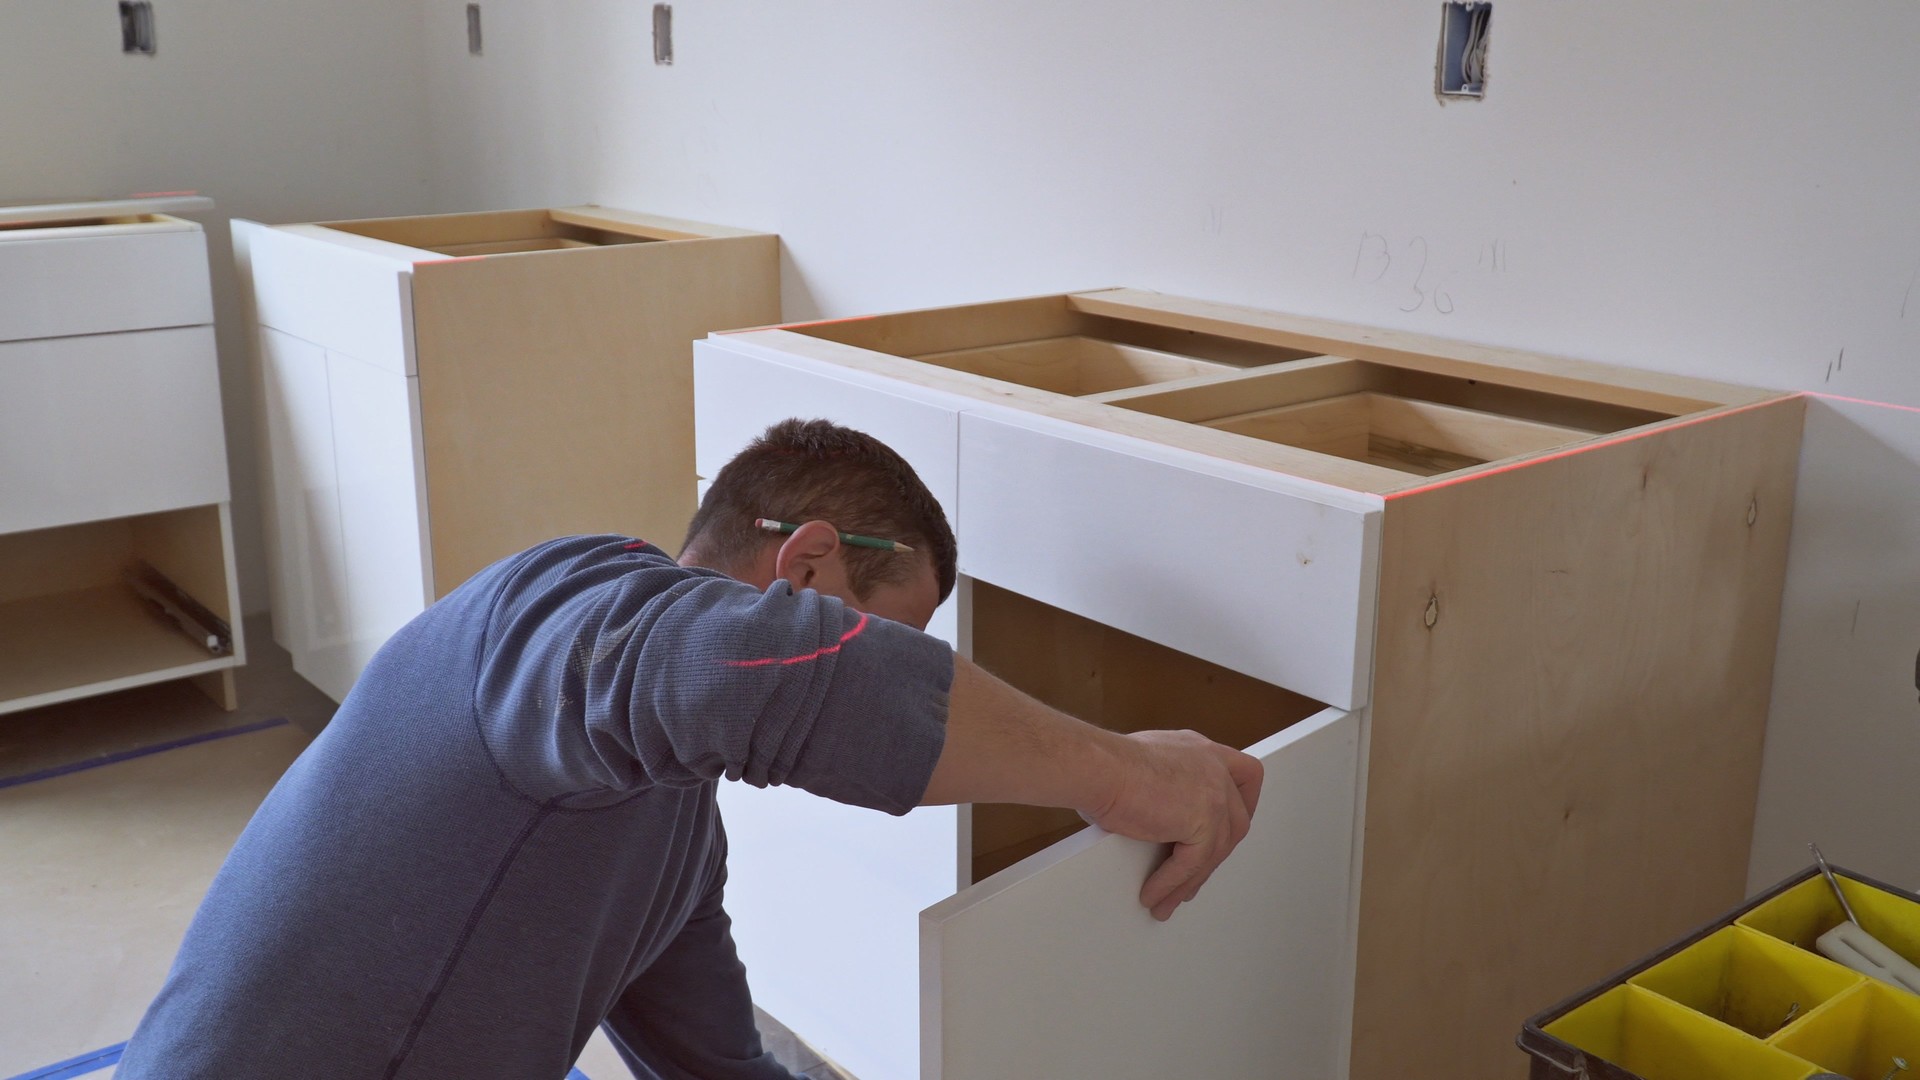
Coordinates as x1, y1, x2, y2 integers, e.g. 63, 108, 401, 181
683, 418, 957, 603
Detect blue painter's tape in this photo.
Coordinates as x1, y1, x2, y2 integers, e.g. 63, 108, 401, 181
4, 1041, 126, 1080
7, 1045, 582, 1080
0, 717, 291, 792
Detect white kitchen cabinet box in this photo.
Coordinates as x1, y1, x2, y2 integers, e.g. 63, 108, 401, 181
235, 207, 779, 703
0, 198, 243, 716
694, 289, 1804, 1080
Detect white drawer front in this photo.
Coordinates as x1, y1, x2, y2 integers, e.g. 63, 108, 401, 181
957, 409, 1381, 710
0, 222, 213, 343
0, 326, 228, 533
238, 222, 415, 376
922, 705, 1363, 1080
693, 335, 965, 644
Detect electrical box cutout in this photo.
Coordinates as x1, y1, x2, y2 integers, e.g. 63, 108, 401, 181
1437, 2, 1490, 99
119, 2, 156, 56
467, 4, 483, 55
653, 5, 672, 65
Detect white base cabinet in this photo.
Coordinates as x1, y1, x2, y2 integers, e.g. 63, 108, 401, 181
237, 207, 779, 703
694, 289, 1801, 1080
695, 325, 1373, 1080
0, 200, 243, 716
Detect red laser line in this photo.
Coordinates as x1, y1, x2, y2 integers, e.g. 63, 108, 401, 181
1383, 394, 1801, 501
1804, 391, 1920, 417
724, 611, 870, 668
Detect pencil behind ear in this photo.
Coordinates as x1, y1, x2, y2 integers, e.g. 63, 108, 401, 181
771, 520, 843, 591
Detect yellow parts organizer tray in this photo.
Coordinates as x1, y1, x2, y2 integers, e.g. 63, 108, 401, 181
1522, 866, 1920, 1080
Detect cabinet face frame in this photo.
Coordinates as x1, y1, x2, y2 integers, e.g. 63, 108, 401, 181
694, 333, 968, 1080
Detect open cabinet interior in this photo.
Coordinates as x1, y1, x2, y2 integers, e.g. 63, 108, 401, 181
322, 208, 675, 256
1110, 358, 1699, 481
964, 580, 1327, 884
787, 295, 1327, 397
0, 505, 236, 714
0, 213, 175, 233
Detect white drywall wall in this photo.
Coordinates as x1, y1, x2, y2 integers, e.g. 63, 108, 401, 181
13, 0, 1914, 940
1, 1, 437, 619
417, 2, 1920, 894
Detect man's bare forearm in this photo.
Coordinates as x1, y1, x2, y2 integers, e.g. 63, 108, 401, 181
916, 651, 1265, 921
917, 655, 1125, 815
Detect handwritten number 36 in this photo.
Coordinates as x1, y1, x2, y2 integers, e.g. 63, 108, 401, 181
1355, 233, 1453, 315
1397, 237, 1454, 315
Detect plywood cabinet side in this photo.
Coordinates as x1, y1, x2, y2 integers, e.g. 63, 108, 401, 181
408, 234, 779, 593
1346, 394, 1806, 1080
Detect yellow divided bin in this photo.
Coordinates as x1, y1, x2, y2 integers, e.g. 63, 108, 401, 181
1542, 985, 1819, 1080
1523, 866, 1920, 1080
1774, 982, 1920, 1079
1628, 926, 1863, 1041
1739, 873, 1920, 963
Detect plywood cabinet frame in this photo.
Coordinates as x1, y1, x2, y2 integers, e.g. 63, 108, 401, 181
239, 205, 781, 702
725, 290, 1771, 499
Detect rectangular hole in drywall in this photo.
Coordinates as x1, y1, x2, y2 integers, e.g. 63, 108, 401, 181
653, 4, 673, 65
119, 2, 155, 55
467, 4, 483, 55
1437, 2, 1490, 98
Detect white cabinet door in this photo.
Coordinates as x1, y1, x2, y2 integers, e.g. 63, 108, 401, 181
921, 706, 1363, 1080
257, 330, 431, 704
0, 327, 228, 533
957, 409, 1382, 711
258, 328, 354, 700
324, 351, 432, 695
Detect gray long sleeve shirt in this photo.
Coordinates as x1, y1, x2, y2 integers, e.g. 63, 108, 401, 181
115, 535, 954, 1079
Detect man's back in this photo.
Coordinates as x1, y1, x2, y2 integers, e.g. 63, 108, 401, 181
116, 535, 953, 1079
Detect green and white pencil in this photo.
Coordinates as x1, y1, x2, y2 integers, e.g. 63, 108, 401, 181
754, 518, 915, 553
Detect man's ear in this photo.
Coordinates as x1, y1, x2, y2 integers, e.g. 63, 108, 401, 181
772, 520, 842, 591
